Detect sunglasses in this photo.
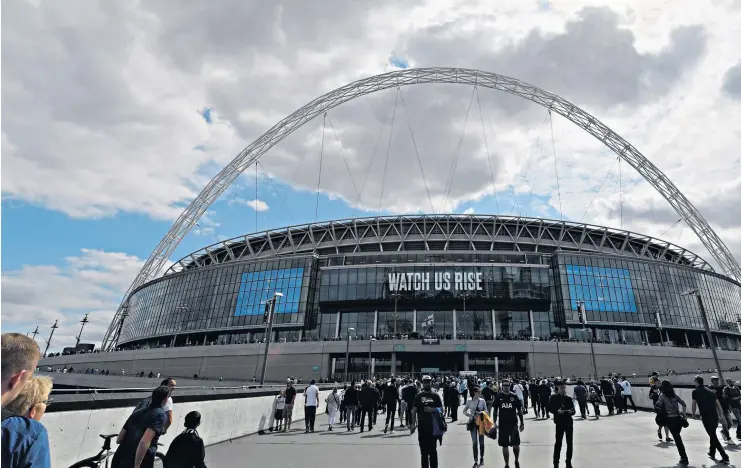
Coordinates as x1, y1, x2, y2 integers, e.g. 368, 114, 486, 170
42, 398, 53, 406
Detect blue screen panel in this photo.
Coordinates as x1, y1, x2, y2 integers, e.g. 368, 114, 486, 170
234, 267, 304, 317
565, 264, 637, 313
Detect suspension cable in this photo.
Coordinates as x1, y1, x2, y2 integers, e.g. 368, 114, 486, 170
398, 87, 435, 213
512, 110, 550, 215
378, 89, 399, 214
475, 86, 500, 214
255, 162, 258, 231
257, 161, 296, 223
579, 156, 620, 223
658, 218, 684, 239
548, 109, 563, 221
325, 114, 366, 212
443, 86, 477, 212
619, 157, 623, 229
357, 93, 394, 208
315, 113, 327, 222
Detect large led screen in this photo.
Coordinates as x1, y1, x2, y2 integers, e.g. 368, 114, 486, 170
565, 264, 637, 313
234, 267, 304, 317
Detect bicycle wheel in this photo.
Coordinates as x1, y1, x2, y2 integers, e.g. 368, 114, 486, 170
153, 452, 166, 468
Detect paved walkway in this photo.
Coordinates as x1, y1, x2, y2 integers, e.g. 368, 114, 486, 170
207, 405, 740, 468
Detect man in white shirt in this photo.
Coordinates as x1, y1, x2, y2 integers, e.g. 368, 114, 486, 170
512, 380, 525, 406
619, 377, 636, 412
304, 379, 320, 433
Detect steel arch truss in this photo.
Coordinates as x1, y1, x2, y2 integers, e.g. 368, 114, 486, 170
101, 67, 741, 350
165, 214, 711, 274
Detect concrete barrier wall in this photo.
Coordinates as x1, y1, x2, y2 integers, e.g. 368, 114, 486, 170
42, 389, 331, 467
39, 340, 741, 383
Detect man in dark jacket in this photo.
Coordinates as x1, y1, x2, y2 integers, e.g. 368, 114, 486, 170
549, 380, 576, 468
573, 381, 588, 419
447, 382, 460, 422
538, 380, 552, 420
529, 380, 541, 418
359, 381, 377, 432
600, 378, 615, 415
383, 378, 401, 433
344, 381, 359, 431
613, 378, 624, 415
401, 380, 418, 428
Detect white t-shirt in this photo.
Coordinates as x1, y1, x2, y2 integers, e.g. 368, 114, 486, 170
513, 384, 524, 401
163, 396, 174, 412
305, 385, 319, 407
621, 380, 632, 396
276, 396, 286, 410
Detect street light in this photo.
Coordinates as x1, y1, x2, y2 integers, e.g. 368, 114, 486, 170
391, 293, 401, 335
75, 313, 90, 348
43, 320, 59, 358
368, 336, 377, 380
344, 327, 356, 383
460, 292, 470, 339
259, 291, 284, 386
680, 288, 724, 382
653, 304, 665, 346
576, 300, 599, 380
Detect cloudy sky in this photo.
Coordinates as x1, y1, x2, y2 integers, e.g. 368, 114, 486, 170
2, 0, 740, 351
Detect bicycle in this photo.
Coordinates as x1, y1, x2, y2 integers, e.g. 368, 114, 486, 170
69, 433, 166, 468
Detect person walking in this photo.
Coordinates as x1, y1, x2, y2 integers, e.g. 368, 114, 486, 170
304, 379, 319, 433
655, 380, 688, 465
482, 381, 496, 415
383, 378, 401, 433
538, 380, 551, 419
529, 380, 541, 418
649, 376, 670, 441
463, 386, 488, 468
448, 381, 460, 422
692, 376, 730, 465
572, 381, 588, 420
723, 380, 741, 439
339, 385, 347, 424
402, 379, 419, 429
492, 380, 525, 468
620, 376, 637, 412
549, 380, 576, 468
359, 381, 376, 432
460, 378, 469, 405
325, 388, 341, 431
411, 376, 443, 468
344, 381, 359, 431
710, 376, 733, 442
613, 377, 624, 415
588, 380, 601, 419
600, 377, 615, 415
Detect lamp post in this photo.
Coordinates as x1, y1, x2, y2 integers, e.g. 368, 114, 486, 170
461, 292, 470, 339
43, 320, 59, 357
555, 335, 564, 378
30, 326, 39, 341
391, 293, 401, 335
577, 300, 598, 380
259, 291, 284, 386
344, 327, 356, 383
368, 336, 376, 380
75, 313, 90, 348
681, 288, 724, 382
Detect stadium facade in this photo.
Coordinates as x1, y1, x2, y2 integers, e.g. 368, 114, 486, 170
111, 214, 741, 378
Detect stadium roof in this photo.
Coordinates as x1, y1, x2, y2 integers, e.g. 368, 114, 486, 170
165, 214, 712, 275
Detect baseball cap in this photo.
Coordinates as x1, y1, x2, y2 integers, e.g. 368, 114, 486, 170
711, 375, 719, 380
421, 375, 432, 382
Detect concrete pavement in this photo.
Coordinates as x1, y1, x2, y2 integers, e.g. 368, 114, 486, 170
205, 405, 741, 468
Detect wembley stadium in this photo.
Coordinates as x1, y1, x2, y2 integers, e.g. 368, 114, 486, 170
82, 213, 738, 380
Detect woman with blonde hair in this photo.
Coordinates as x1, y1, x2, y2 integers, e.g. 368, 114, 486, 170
5, 375, 53, 421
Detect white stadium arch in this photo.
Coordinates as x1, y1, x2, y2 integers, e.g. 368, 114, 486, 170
101, 67, 741, 349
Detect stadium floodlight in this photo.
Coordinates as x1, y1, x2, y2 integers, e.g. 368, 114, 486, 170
259, 291, 284, 386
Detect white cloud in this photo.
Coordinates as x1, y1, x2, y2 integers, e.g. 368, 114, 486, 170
0, 249, 146, 351
463, 207, 475, 214
2, 0, 740, 275
228, 198, 270, 212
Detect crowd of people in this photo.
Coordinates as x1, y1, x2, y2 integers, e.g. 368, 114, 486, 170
4, 329, 741, 468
